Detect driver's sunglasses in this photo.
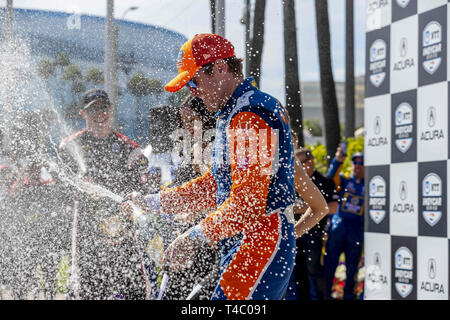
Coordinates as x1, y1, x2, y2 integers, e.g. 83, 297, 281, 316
186, 79, 198, 90
185, 62, 214, 90
353, 160, 364, 166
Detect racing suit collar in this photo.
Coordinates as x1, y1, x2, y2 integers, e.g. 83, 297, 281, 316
214, 77, 256, 119
85, 129, 115, 142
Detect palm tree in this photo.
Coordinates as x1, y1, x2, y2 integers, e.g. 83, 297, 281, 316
37, 58, 56, 95
241, 0, 251, 77
345, 0, 355, 138
37, 58, 55, 81
147, 78, 163, 101
85, 67, 104, 87
53, 52, 71, 109
210, 0, 216, 33
55, 52, 71, 69
282, 0, 303, 148
248, 0, 266, 87
62, 64, 85, 123
62, 64, 85, 98
127, 73, 151, 141
315, 0, 340, 165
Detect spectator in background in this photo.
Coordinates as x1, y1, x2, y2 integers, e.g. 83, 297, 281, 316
59, 89, 149, 196
170, 96, 216, 187
324, 147, 365, 300
287, 149, 339, 300
58, 88, 150, 300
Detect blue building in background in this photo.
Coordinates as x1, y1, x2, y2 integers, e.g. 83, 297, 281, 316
0, 8, 187, 145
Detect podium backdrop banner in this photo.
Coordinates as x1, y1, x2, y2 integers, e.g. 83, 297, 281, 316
364, 0, 449, 300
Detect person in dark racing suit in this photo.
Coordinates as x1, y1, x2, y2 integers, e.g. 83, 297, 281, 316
58, 89, 150, 300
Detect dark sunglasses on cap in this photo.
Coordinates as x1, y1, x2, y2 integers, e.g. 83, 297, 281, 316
185, 63, 214, 90
82, 89, 110, 111
84, 90, 108, 102
85, 103, 110, 115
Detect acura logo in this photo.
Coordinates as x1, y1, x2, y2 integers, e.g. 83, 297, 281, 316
427, 106, 436, 127
400, 37, 408, 57
374, 116, 381, 135
428, 258, 436, 279
374, 252, 382, 268
399, 181, 407, 200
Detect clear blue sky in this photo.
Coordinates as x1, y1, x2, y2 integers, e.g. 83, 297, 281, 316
6, 0, 366, 104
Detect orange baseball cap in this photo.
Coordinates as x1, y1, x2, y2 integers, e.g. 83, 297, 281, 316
165, 33, 236, 93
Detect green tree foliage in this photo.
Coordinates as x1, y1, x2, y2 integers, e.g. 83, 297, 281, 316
55, 52, 70, 68
306, 135, 364, 176
62, 64, 83, 82
147, 78, 163, 96
62, 64, 85, 120
308, 142, 328, 174
36, 58, 55, 80
85, 67, 104, 86
36, 52, 105, 124
127, 72, 151, 97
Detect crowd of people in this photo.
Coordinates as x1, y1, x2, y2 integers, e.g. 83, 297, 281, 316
0, 33, 365, 300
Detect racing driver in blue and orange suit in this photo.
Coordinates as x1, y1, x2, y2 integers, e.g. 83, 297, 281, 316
122, 33, 328, 300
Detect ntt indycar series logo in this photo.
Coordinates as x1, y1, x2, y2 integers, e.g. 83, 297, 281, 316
394, 247, 414, 298
369, 175, 387, 224
369, 39, 387, 87
422, 21, 442, 75
394, 103, 413, 153
421, 173, 442, 227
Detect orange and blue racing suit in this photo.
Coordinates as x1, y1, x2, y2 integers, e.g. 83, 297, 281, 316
159, 78, 296, 300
